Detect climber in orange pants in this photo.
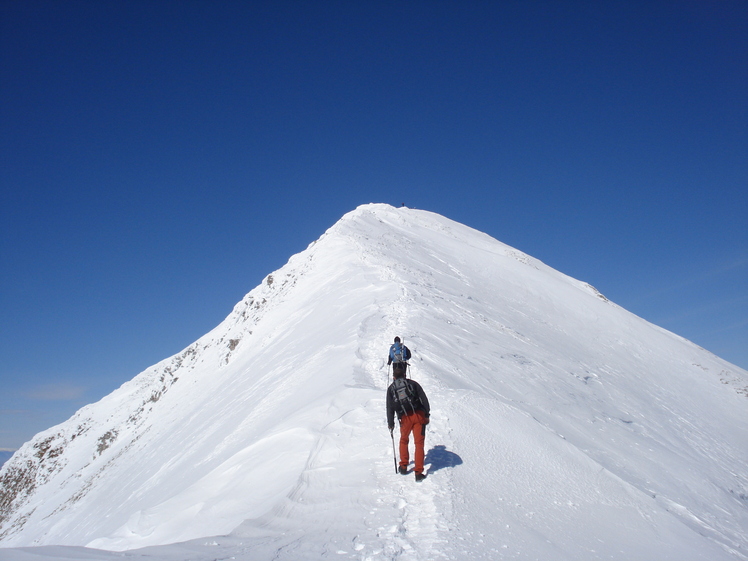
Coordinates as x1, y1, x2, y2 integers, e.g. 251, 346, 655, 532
386, 360, 430, 482
398, 410, 429, 476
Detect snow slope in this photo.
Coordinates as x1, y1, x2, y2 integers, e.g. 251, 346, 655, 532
1, 203, 746, 561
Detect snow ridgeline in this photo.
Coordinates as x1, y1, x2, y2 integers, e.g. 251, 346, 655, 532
1, 203, 746, 561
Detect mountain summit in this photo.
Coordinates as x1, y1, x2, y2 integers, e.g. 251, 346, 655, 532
1, 204, 746, 560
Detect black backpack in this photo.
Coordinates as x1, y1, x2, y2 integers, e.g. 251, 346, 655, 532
391, 377, 421, 417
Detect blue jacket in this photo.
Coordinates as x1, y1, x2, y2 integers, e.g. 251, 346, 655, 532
388, 342, 411, 365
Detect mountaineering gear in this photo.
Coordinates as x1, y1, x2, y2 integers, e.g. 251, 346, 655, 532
386, 369, 430, 478
399, 465, 408, 475
391, 376, 422, 417
390, 427, 398, 474
386, 374, 430, 425
415, 473, 426, 482
388, 337, 412, 378
388, 339, 411, 366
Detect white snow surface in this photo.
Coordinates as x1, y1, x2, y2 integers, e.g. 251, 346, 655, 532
1, 203, 746, 561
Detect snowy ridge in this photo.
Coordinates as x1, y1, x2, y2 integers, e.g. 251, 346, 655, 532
1, 203, 746, 561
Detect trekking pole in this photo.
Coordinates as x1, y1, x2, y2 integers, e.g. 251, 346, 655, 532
386, 362, 397, 473
390, 428, 398, 474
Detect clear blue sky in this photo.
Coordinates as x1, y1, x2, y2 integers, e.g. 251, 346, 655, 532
1, 1, 746, 451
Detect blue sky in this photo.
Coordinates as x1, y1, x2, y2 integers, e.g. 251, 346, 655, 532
1, 1, 746, 451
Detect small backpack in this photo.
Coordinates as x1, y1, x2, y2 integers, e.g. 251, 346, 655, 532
391, 377, 421, 417
392, 342, 410, 363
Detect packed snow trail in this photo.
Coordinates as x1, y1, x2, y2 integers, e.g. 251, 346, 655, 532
212, 297, 462, 561
1, 204, 746, 561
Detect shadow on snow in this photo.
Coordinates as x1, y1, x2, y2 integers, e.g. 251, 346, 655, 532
425, 444, 463, 472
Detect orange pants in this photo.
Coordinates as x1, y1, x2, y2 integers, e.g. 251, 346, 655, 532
399, 411, 428, 474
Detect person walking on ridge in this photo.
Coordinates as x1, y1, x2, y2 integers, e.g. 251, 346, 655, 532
388, 336, 411, 377
386, 343, 430, 481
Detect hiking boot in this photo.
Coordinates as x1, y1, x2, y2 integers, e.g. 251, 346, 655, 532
398, 465, 408, 475
415, 472, 426, 482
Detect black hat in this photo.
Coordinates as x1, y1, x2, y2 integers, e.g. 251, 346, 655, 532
394, 336, 401, 343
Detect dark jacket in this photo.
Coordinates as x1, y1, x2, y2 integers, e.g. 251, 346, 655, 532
387, 378, 430, 427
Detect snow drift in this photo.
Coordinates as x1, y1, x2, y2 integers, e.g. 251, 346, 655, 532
1, 203, 746, 560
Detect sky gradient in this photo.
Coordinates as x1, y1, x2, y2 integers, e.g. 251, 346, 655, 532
1, 1, 746, 451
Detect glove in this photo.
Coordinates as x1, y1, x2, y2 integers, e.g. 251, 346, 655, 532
388, 424, 394, 433
423, 416, 430, 426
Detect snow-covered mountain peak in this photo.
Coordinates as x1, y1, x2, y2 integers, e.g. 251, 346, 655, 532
1, 204, 746, 560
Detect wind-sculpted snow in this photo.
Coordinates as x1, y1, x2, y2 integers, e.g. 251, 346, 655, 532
1, 203, 746, 560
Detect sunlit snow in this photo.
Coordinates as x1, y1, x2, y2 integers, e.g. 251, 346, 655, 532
1, 204, 746, 560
